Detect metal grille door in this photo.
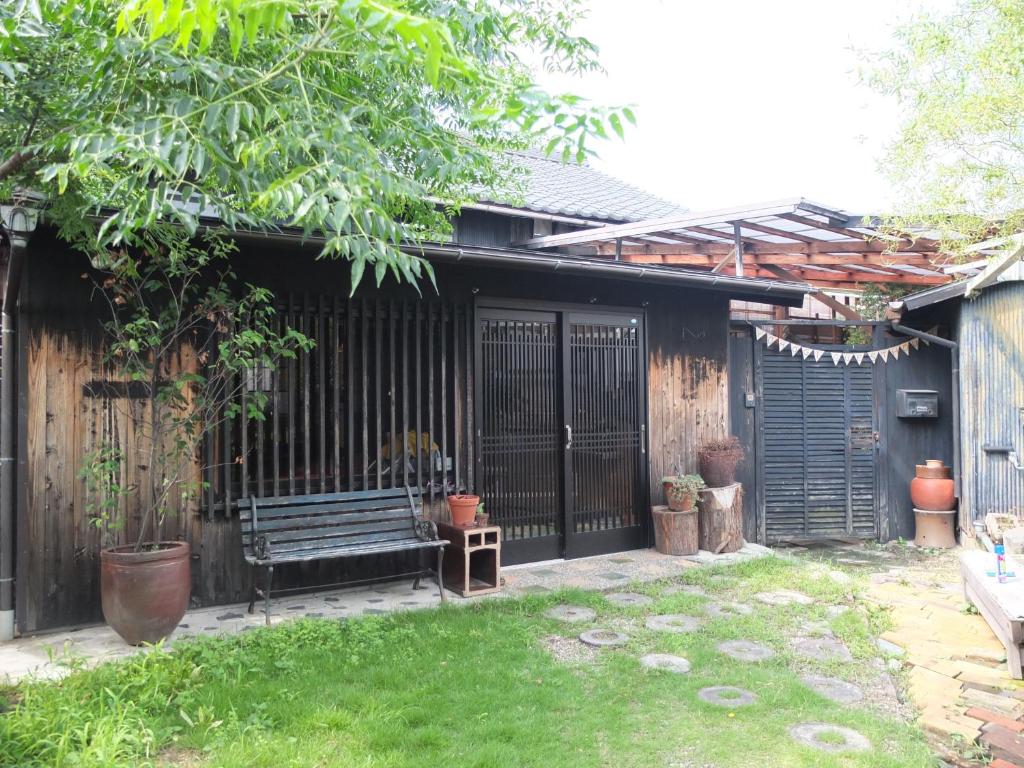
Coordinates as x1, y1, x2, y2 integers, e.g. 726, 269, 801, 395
477, 310, 562, 563
564, 313, 646, 557
759, 347, 877, 541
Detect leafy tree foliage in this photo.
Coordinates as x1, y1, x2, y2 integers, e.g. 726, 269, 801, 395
0, 0, 628, 288
867, 0, 1024, 250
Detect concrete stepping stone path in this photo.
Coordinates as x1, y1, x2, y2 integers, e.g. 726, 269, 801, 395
790, 636, 853, 663
698, 686, 757, 707
717, 640, 775, 662
800, 675, 864, 705
605, 592, 653, 608
639, 653, 691, 674
705, 601, 753, 618
755, 589, 814, 607
663, 584, 707, 597
788, 722, 870, 753
545, 605, 596, 623
645, 614, 702, 634
579, 629, 629, 648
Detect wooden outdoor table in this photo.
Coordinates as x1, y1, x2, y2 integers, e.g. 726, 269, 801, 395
960, 549, 1024, 679
436, 521, 502, 597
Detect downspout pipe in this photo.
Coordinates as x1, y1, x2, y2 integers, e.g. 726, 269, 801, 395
0, 234, 27, 641
0, 200, 39, 642
891, 321, 964, 531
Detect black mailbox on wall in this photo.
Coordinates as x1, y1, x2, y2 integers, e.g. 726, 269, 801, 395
896, 389, 939, 418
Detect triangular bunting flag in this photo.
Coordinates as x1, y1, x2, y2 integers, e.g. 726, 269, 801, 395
909, 338, 920, 350
868, 351, 879, 363
790, 344, 801, 356
778, 340, 790, 352
890, 345, 901, 360
830, 352, 842, 365
842, 352, 855, 365
879, 348, 890, 362
755, 327, 766, 340
900, 342, 911, 355
766, 334, 778, 349
853, 352, 864, 365
813, 350, 824, 362
802, 347, 813, 359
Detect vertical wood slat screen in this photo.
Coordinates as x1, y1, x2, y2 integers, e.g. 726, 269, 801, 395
205, 297, 474, 517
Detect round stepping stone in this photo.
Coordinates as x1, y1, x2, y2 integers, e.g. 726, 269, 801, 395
801, 675, 864, 705
788, 722, 870, 753
755, 589, 814, 607
545, 605, 596, 623
639, 653, 691, 674
698, 686, 757, 707
605, 592, 653, 607
790, 636, 852, 663
717, 639, 775, 662
799, 620, 834, 637
645, 614, 702, 634
579, 628, 629, 648
704, 601, 753, 618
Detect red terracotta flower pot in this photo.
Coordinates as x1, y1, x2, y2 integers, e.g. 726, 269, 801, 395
910, 476, 955, 511
662, 482, 697, 512
447, 494, 480, 526
100, 541, 191, 646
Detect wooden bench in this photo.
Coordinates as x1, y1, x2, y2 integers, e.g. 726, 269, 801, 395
239, 487, 448, 624
961, 550, 1024, 679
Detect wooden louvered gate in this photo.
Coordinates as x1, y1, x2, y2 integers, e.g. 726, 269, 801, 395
476, 306, 648, 564
756, 346, 878, 542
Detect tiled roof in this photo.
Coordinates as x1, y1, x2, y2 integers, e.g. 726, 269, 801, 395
479, 149, 686, 223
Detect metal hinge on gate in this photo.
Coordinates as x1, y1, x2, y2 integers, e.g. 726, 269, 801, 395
640, 424, 646, 454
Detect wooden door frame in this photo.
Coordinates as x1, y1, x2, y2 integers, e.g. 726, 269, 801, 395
473, 297, 650, 561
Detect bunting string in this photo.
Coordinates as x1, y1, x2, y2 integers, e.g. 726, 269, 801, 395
752, 326, 940, 367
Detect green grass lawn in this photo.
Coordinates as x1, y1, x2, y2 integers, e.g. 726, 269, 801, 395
0, 555, 937, 768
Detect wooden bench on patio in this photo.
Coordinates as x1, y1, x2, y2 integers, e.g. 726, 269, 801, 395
961, 549, 1024, 679
239, 487, 448, 624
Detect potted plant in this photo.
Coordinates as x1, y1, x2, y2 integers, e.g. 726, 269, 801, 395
448, 493, 481, 527
81, 231, 310, 645
698, 436, 745, 488
660, 473, 706, 511
475, 503, 490, 527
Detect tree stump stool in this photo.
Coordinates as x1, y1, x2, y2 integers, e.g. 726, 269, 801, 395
652, 505, 698, 556
697, 483, 744, 554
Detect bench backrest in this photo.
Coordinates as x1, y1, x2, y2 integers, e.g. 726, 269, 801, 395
238, 487, 422, 561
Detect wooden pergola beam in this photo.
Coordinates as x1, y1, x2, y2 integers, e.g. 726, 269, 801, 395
618, 252, 940, 268
732, 220, 818, 243
600, 240, 940, 256
762, 264, 864, 320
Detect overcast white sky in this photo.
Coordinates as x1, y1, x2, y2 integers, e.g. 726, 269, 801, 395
536, 0, 946, 216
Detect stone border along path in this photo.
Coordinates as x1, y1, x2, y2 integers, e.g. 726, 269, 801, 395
640, 653, 691, 674
605, 592, 654, 607
544, 605, 596, 623
698, 686, 757, 707
579, 629, 629, 648
645, 614, 702, 633
788, 722, 871, 753
717, 639, 776, 662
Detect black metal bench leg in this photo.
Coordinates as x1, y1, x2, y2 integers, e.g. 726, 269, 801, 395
413, 548, 425, 590
437, 546, 447, 603
247, 565, 256, 614
264, 565, 274, 626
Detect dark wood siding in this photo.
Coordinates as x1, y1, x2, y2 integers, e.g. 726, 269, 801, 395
16, 233, 733, 631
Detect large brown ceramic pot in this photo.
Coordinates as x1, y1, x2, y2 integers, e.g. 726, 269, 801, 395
910, 460, 955, 511
447, 494, 480, 527
100, 541, 191, 645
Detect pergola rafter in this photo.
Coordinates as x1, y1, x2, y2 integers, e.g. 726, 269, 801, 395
515, 198, 978, 290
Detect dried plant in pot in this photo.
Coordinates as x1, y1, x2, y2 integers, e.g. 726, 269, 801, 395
660, 473, 706, 512
698, 436, 744, 488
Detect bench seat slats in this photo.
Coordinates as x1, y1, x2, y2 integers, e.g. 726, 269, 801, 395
247, 539, 442, 565
240, 497, 421, 521
245, 526, 418, 552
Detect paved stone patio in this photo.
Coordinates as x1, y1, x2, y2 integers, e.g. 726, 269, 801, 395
0, 542, 770, 683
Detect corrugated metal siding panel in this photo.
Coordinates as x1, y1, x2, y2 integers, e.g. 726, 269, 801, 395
959, 282, 1024, 521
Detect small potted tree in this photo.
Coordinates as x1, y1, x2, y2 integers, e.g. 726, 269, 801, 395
698, 436, 744, 488
655, 471, 704, 555
661, 473, 705, 511
82, 230, 310, 645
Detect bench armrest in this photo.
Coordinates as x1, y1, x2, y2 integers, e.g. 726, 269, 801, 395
413, 515, 439, 542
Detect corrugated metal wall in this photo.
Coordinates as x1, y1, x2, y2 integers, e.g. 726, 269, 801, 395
959, 281, 1024, 522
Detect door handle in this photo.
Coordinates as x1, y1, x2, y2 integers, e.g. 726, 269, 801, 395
565, 424, 573, 450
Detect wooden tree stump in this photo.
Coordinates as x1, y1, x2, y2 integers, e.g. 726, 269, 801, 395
652, 505, 698, 556
697, 483, 744, 554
